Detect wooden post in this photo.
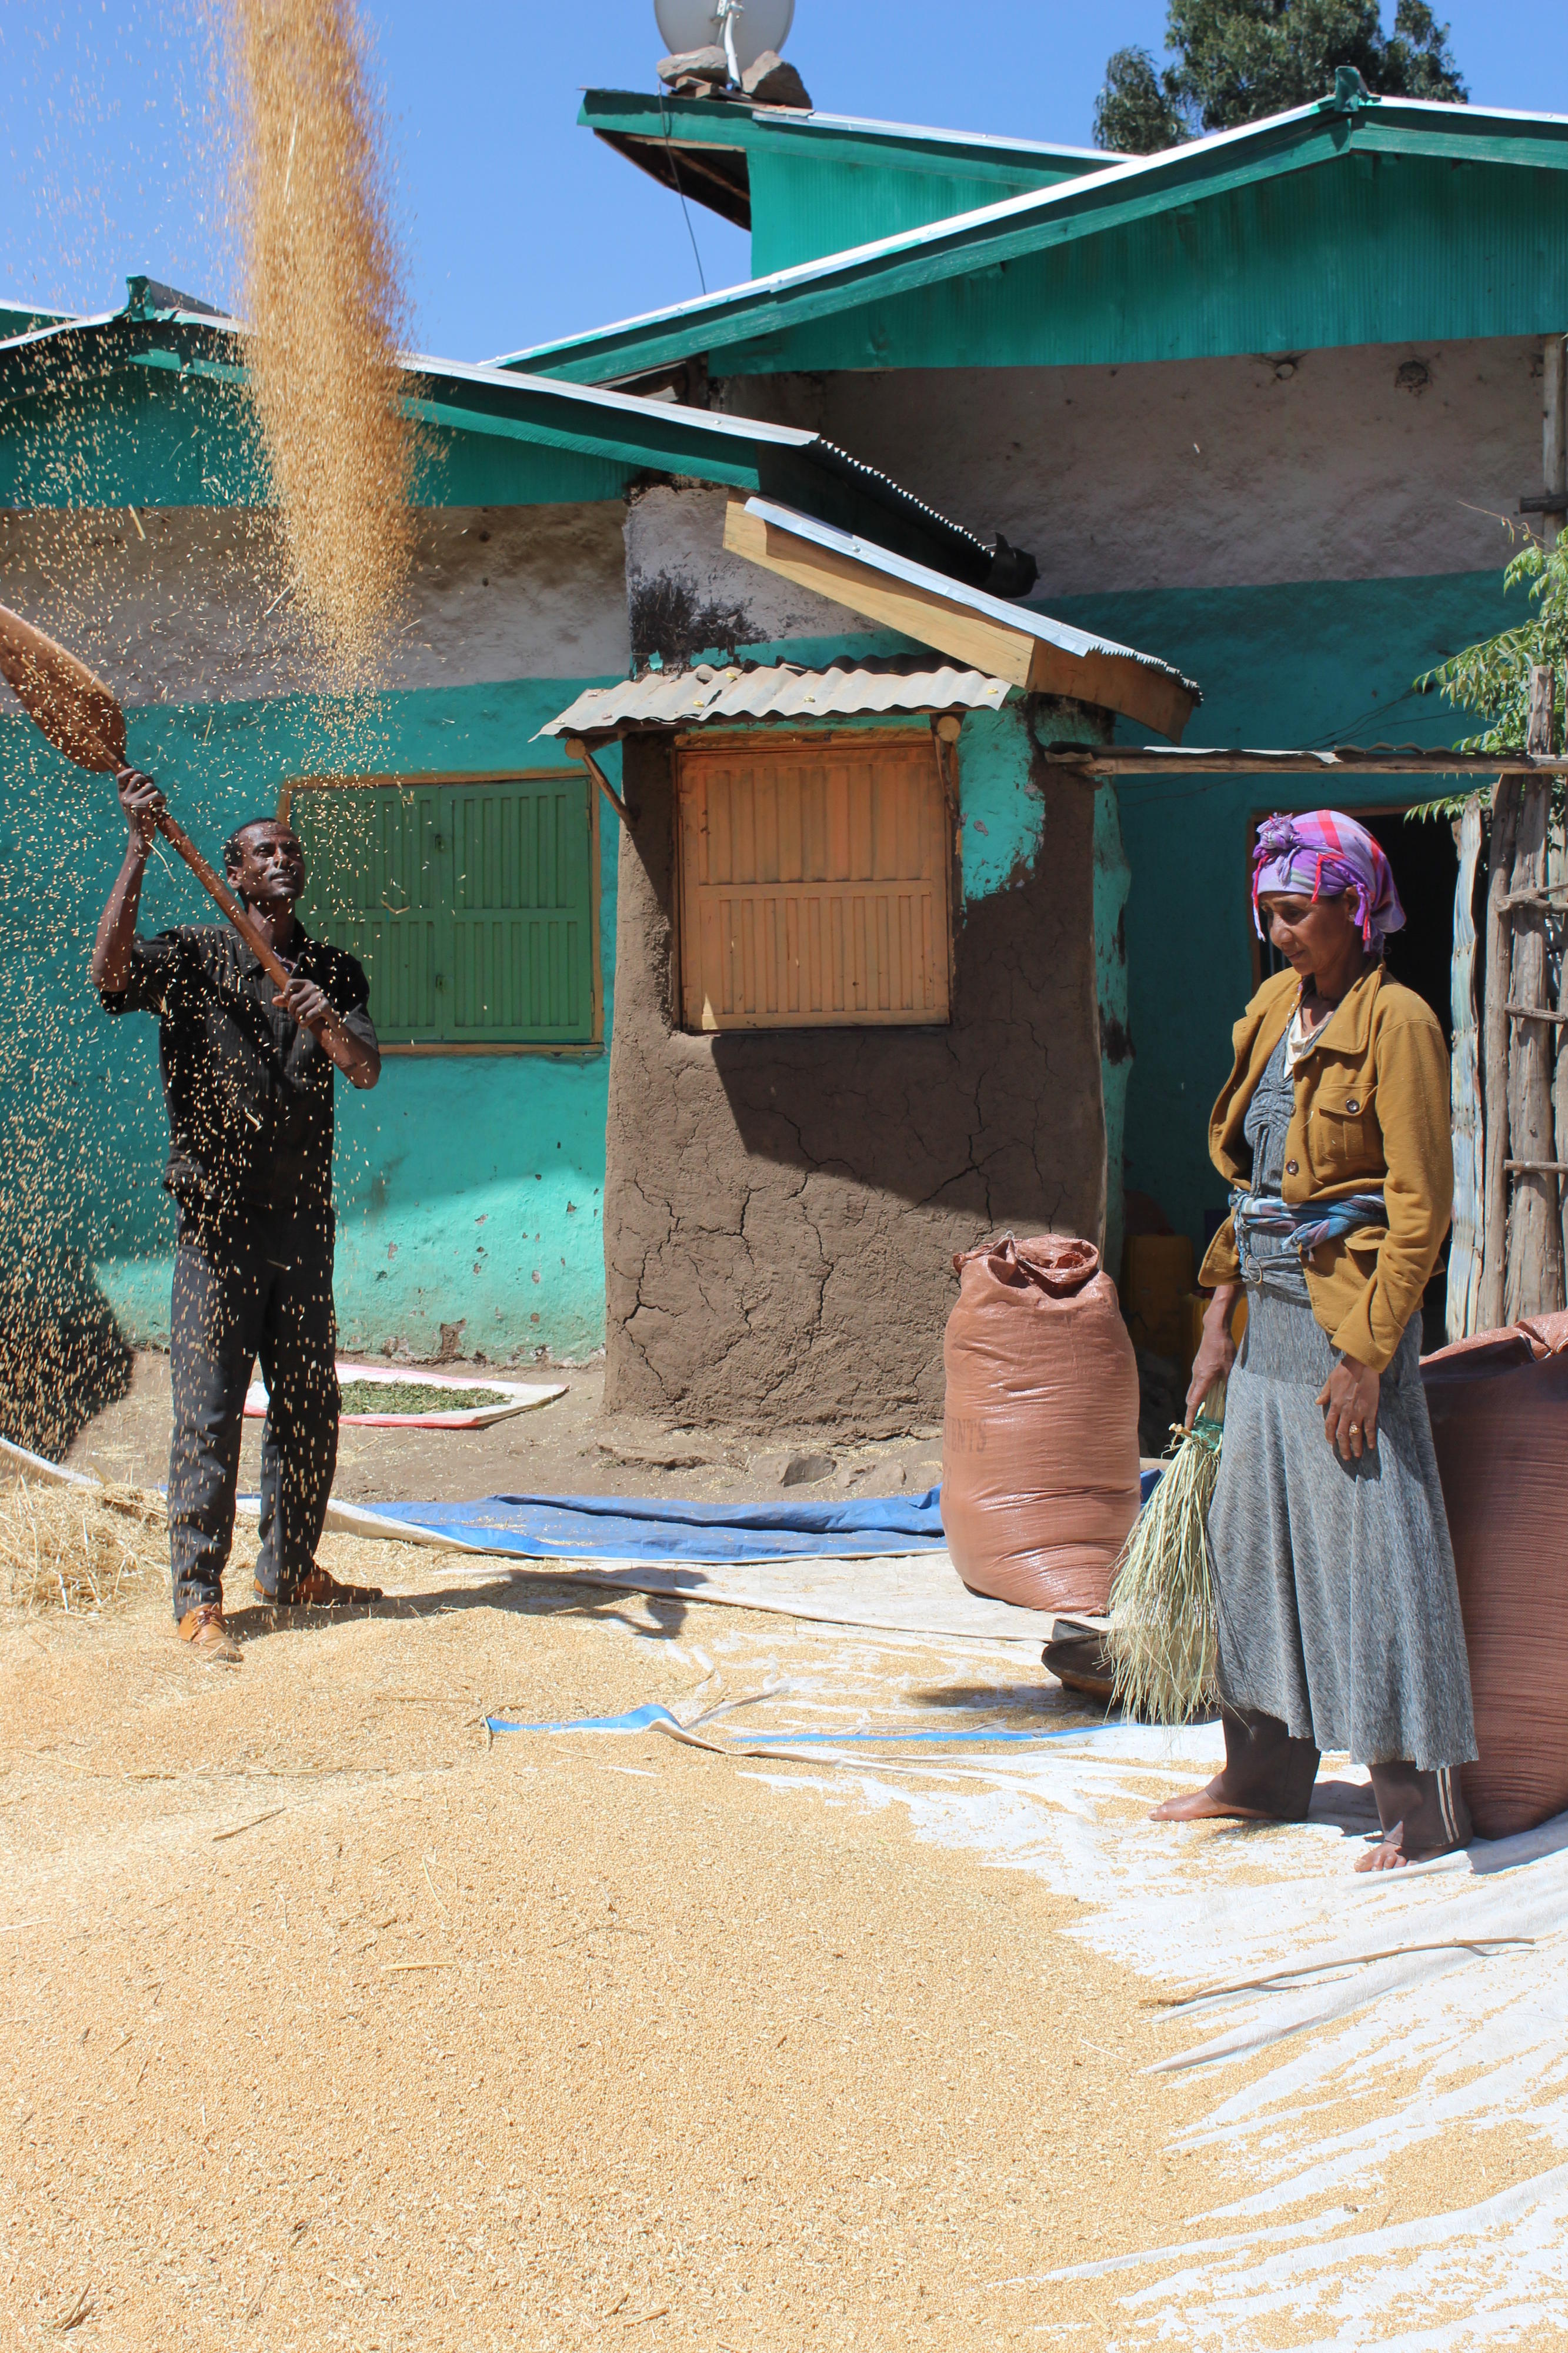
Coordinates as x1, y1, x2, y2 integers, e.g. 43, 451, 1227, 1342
1447, 798, 1484, 1340
1479, 774, 1520, 1331
1549, 679, 1568, 1287
1503, 667, 1564, 1321
1545, 333, 1567, 554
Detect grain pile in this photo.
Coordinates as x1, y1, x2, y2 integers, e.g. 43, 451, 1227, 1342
0, 1557, 1220, 2349
226, 0, 413, 674
0, 1475, 165, 1612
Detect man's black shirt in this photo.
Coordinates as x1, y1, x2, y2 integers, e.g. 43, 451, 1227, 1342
99, 924, 377, 1211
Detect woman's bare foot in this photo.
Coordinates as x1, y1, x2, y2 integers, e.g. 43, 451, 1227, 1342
1149, 1784, 1273, 1823
1353, 1820, 1463, 1872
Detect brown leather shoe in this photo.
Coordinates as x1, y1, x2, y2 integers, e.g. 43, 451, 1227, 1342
254, 1567, 383, 1609
177, 1602, 241, 1662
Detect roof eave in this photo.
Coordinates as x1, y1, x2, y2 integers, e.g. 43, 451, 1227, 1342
497, 91, 1568, 386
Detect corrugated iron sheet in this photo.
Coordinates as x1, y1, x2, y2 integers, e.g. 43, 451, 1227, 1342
539, 656, 1016, 741
506, 95, 1568, 386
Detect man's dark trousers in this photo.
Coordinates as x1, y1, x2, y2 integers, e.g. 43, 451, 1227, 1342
168, 1194, 339, 1617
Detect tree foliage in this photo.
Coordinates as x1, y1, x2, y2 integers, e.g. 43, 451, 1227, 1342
1419, 533, 1568, 752
1094, 0, 1466, 154
1402, 533, 1568, 821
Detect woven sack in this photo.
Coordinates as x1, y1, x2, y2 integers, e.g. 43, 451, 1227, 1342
1423, 1308, 1568, 1839
940, 1234, 1141, 1613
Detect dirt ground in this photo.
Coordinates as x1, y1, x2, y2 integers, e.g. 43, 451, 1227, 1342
0, 1497, 1235, 2351
64, 1352, 946, 1508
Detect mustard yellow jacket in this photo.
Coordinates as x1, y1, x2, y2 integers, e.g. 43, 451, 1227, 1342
1197, 964, 1453, 1372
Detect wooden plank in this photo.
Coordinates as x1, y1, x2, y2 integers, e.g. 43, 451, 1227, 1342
1038, 747, 1568, 776
1504, 670, 1565, 1320
1479, 775, 1520, 1332
1503, 832, 1560, 1327
675, 732, 950, 1029
1447, 797, 1484, 1342
722, 500, 1196, 741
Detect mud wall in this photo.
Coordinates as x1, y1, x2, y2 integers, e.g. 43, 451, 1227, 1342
602, 703, 1107, 1437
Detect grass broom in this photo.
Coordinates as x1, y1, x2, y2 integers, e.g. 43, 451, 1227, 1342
1106, 1378, 1226, 1724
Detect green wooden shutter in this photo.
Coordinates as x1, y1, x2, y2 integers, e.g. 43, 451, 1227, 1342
293, 786, 445, 1042
446, 778, 593, 1044
293, 777, 593, 1046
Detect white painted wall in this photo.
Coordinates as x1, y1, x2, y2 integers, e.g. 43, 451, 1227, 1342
809, 337, 1542, 595
0, 502, 629, 709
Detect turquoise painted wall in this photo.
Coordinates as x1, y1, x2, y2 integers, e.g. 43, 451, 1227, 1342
0, 677, 623, 1365
1, 605, 1118, 1369
1048, 568, 1513, 1265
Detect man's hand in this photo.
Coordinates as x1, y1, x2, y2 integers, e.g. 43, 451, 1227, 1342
115, 766, 166, 862
1316, 1354, 1381, 1461
274, 974, 329, 1029
274, 973, 380, 1089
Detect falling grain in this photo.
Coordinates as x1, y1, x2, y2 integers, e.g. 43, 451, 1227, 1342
227, 0, 413, 675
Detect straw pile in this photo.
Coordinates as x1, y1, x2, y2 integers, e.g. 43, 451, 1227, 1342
227, 0, 413, 672
0, 1477, 166, 1614
1105, 1381, 1226, 1724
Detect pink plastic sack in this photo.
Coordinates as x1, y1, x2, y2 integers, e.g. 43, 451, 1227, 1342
941, 1234, 1141, 1614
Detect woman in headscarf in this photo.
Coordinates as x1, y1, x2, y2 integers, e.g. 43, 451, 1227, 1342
1152, 811, 1476, 1868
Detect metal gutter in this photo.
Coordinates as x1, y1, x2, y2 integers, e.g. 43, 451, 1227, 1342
495, 93, 1568, 383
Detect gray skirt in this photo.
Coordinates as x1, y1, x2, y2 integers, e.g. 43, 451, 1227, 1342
1207, 1284, 1477, 1772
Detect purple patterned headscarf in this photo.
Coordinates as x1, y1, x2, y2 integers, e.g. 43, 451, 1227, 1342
1251, 809, 1405, 953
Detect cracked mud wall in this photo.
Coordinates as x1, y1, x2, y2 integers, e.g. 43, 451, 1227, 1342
602, 706, 1107, 1436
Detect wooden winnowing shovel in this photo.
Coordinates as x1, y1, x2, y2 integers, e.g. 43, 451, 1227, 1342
0, 600, 303, 1000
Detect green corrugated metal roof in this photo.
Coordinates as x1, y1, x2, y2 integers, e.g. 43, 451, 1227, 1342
502, 90, 1568, 384
0, 293, 1000, 582
0, 300, 78, 340
579, 88, 1112, 269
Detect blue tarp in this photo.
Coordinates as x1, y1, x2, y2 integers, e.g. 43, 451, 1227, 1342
486, 1702, 1116, 1742
352, 1487, 947, 1562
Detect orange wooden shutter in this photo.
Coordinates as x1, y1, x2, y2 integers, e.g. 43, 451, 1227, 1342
675, 734, 952, 1031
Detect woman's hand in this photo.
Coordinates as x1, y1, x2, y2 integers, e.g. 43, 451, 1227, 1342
1185, 1284, 1240, 1427
1317, 1353, 1381, 1460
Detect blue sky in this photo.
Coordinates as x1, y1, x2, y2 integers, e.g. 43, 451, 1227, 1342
1, 0, 1563, 362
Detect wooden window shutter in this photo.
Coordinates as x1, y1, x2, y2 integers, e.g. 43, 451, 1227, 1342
448, 779, 594, 1044
292, 775, 596, 1046
675, 733, 952, 1031
294, 785, 444, 1041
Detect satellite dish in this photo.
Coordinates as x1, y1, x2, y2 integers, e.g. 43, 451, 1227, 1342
655, 0, 795, 74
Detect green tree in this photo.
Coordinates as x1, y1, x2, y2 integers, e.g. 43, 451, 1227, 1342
1093, 0, 1466, 154
1413, 534, 1568, 813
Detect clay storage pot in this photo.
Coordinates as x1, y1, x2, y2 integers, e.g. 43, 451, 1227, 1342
1423, 1309, 1568, 1839
940, 1234, 1141, 1613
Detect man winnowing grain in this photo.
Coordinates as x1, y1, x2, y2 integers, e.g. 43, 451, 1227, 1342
91, 768, 384, 1661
